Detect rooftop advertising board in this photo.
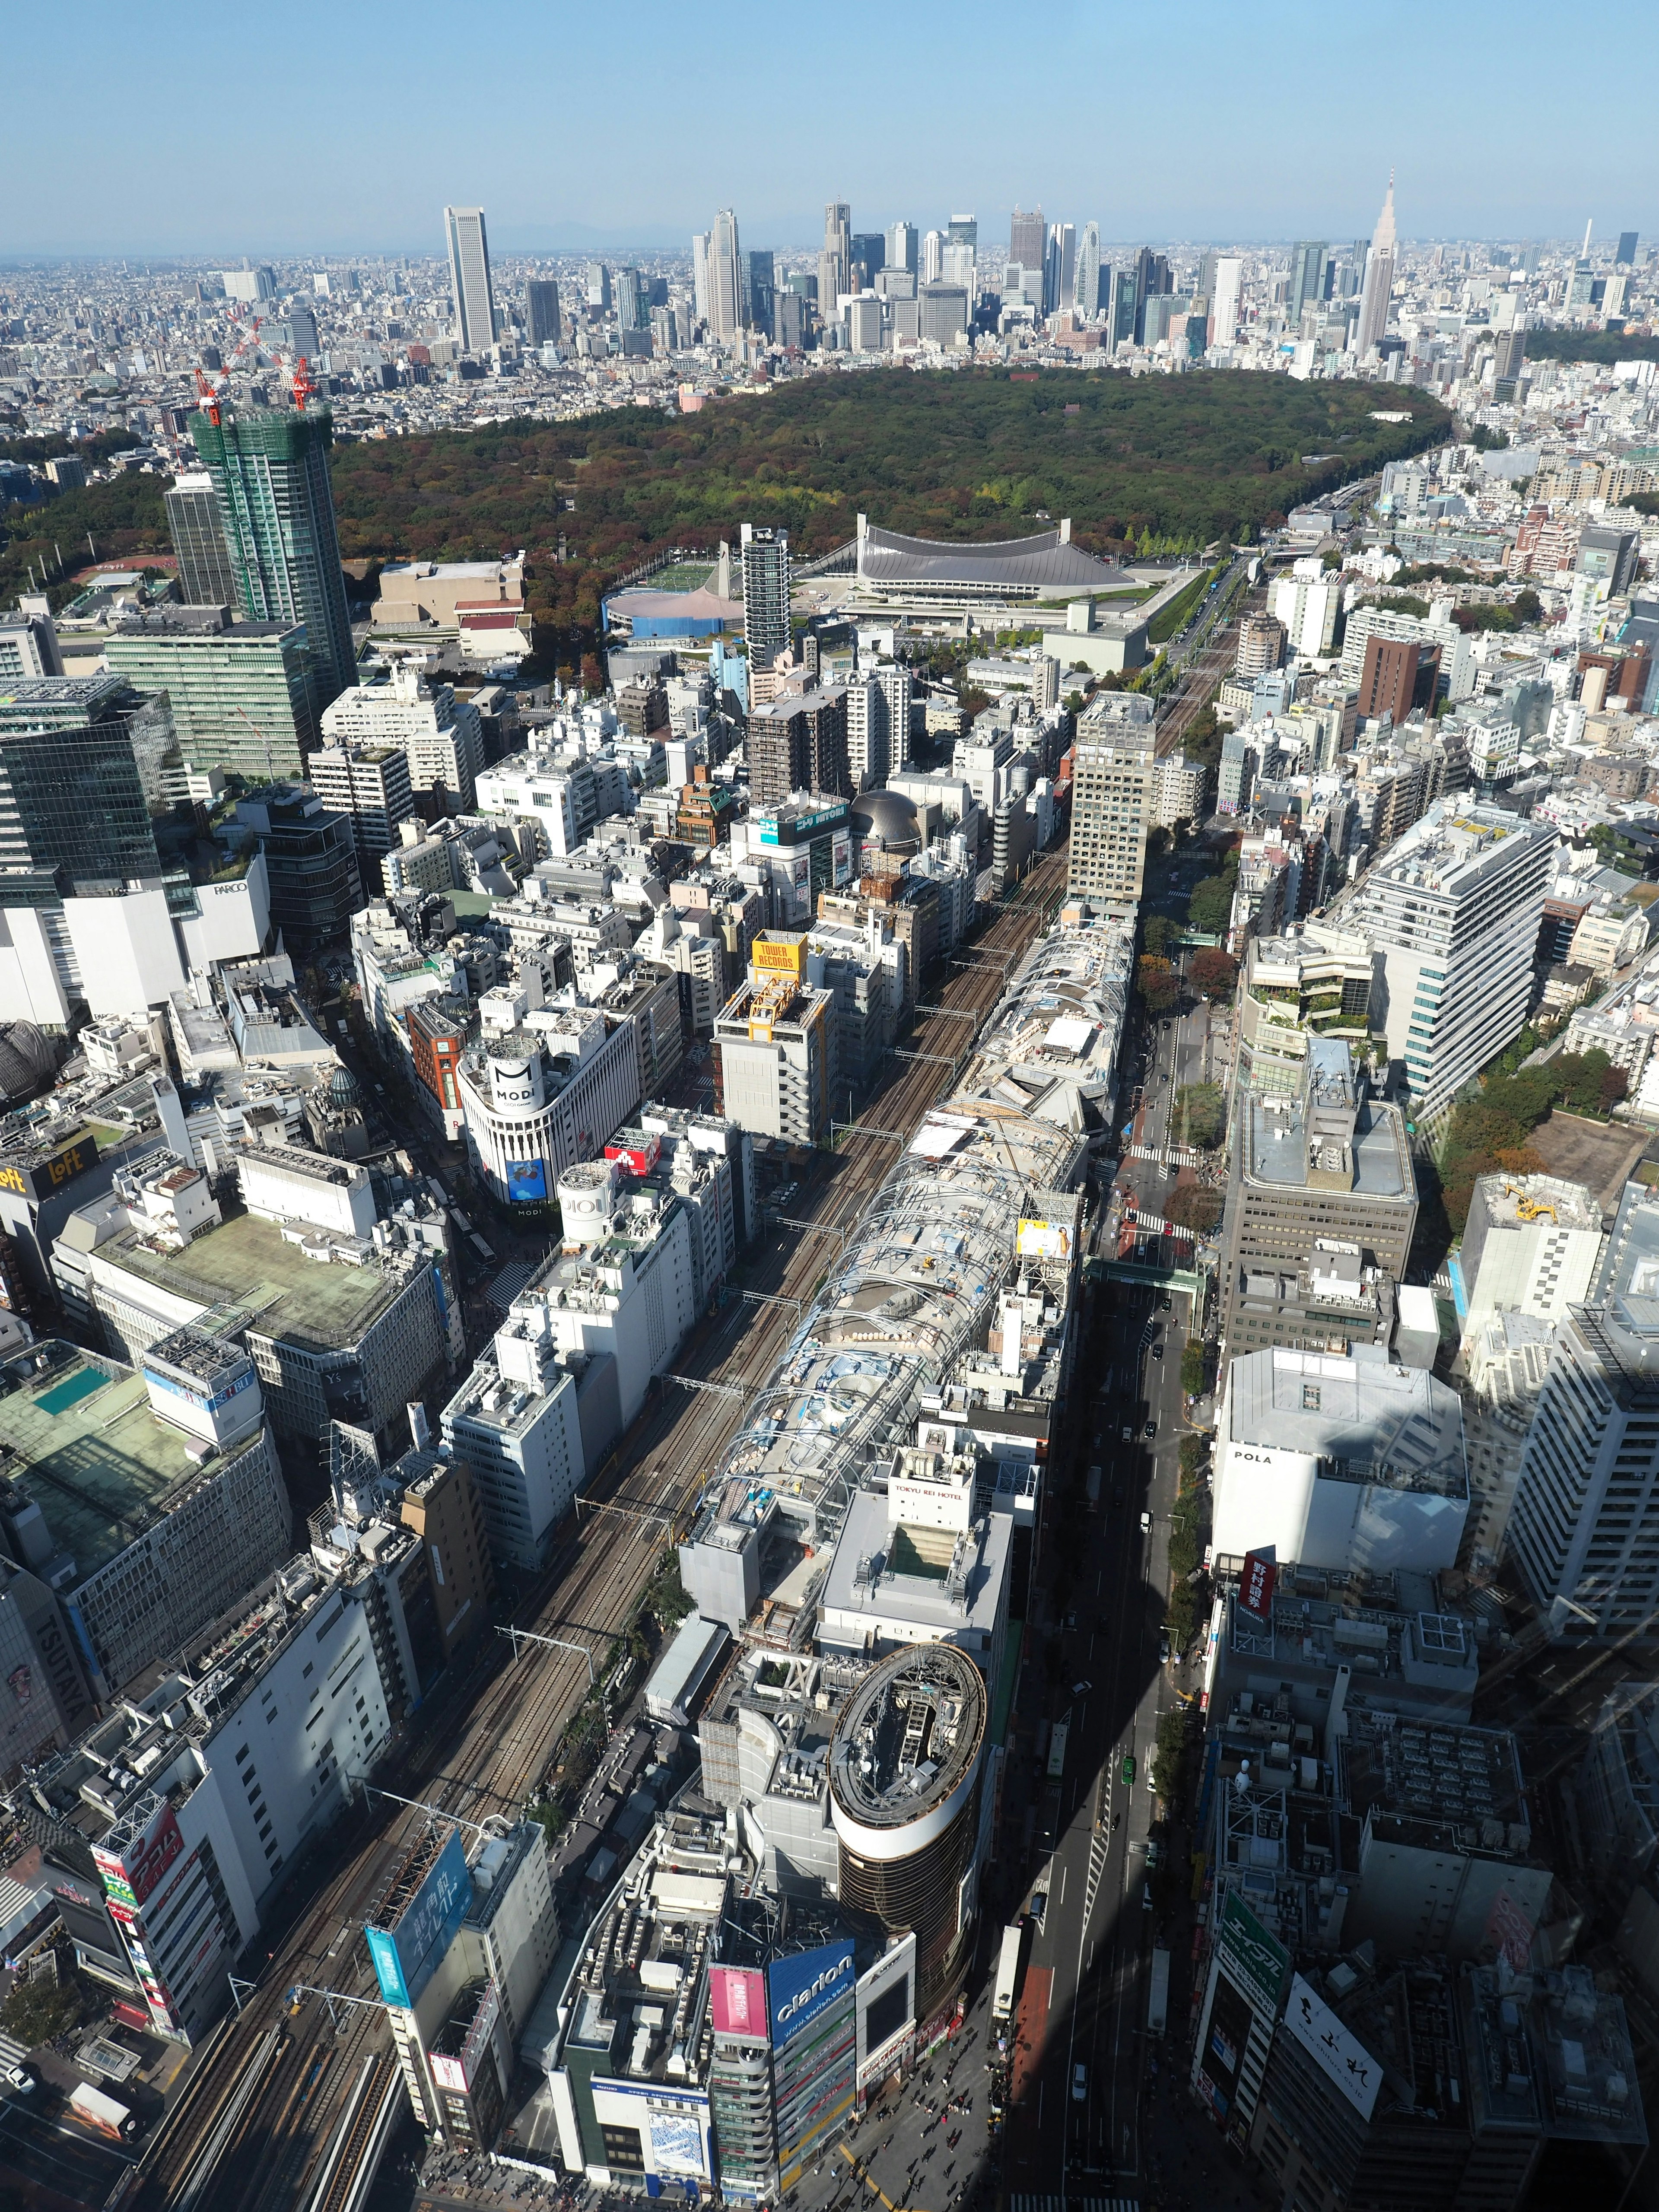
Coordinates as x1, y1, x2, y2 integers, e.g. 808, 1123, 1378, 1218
366, 1828, 471, 2010
709, 1965, 769, 2042
769, 1941, 856, 2050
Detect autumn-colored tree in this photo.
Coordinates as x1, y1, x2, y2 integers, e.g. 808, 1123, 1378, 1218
1188, 947, 1239, 1000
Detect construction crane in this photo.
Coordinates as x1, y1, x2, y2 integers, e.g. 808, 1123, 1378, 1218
191, 313, 264, 426
291, 355, 318, 411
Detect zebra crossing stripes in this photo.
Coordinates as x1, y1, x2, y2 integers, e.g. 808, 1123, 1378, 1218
1009, 2196, 1139, 2212
484, 1261, 537, 1309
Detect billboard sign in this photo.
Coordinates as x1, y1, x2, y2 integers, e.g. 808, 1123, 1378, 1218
0, 1133, 98, 1200
606, 1135, 661, 1177
589, 2078, 713, 2183
366, 1829, 471, 2010
93, 1802, 184, 1910
504, 1156, 548, 1204
1218, 1891, 1291, 2016
769, 1942, 856, 2050
1016, 1218, 1072, 1260
1238, 1548, 1278, 1623
1282, 1974, 1380, 2120
750, 937, 805, 977
709, 1966, 769, 2043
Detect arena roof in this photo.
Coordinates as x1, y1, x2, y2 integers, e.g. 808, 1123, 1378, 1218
855, 518, 1118, 592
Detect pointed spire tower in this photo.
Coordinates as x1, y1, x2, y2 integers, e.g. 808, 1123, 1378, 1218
1356, 172, 1398, 357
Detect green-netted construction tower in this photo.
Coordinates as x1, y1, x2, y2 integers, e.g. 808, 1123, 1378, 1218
189, 404, 357, 713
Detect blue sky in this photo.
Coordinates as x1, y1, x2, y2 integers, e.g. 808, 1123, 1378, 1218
6, 0, 1654, 258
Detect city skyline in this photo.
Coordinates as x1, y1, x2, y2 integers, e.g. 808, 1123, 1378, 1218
7, 0, 1658, 256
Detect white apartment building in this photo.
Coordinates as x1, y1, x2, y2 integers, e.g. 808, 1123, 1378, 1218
320, 662, 484, 812
1355, 801, 1554, 1117
1454, 1173, 1604, 1335
1270, 558, 1341, 658
1065, 694, 1155, 911
442, 1332, 589, 1570
1506, 1183, 1659, 1640
475, 751, 634, 858
306, 741, 415, 870
1152, 753, 1206, 828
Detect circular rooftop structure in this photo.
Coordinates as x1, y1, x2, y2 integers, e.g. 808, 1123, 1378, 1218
828, 1641, 986, 1857
850, 788, 921, 856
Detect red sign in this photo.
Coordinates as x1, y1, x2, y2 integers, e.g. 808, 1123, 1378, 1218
605, 1136, 661, 1178
709, 1966, 768, 2040
1239, 1550, 1277, 1622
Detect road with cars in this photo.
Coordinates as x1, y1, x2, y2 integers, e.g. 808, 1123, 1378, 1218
1001, 980, 1205, 2203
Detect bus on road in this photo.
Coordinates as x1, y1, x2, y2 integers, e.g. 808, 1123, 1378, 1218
993, 1923, 1026, 2025
1046, 1717, 1069, 1781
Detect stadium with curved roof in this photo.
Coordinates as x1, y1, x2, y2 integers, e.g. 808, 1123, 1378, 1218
854, 512, 1118, 604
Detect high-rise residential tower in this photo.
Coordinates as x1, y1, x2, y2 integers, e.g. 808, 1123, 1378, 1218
1211, 257, 1243, 346
443, 206, 496, 354
820, 203, 852, 312
1065, 693, 1155, 911
165, 471, 240, 607
1354, 799, 1552, 1117
525, 277, 560, 346
739, 524, 791, 677
1288, 239, 1327, 327
709, 209, 743, 343
1355, 175, 1397, 356
1009, 206, 1046, 270
1074, 222, 1103, 317
189, 403, 357, 710
1506, 1181, 1659, 1641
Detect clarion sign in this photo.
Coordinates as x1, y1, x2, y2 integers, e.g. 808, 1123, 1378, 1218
774, 1951, 854, 2028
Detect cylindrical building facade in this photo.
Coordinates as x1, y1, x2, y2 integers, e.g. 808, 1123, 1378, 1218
829, 1644, 987, 2021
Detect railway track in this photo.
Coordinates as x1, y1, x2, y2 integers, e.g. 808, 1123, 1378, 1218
134, 848, 1070, 2211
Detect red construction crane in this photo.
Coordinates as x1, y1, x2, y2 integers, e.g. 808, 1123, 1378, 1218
291, 355, 318, 411
191, 314, 264, 425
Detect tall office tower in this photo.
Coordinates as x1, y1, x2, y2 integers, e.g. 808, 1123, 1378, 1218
1055, 222, 1076, 309
0, 678, 162, 893
820, 202, 851, 312
190, 404, 357, 710
708, 209, 743, 342
1355, 800, 1552, 1118
887, 220, 918, 274
613, 267, 648, 334
1288, 239, 1327, 327
691, 232, 711, 326
739, 524, 791, 676
1506, 1182, 1659, 1640
1492, 327, 1527, 400
1211, 256, 1243, 345
921, 229, 944, 283
1355, 174, 1397, 355
1074, 222, 1103, 317
105, 607, 320, 781
947, 213, 978, 254
1108, 266, 1138, 346
1617, 230, 1640, 267
584, 260, 612, 312
525, 276, 561, 346
1065, 693, 1155, 910
1009, 206, 1045, 270
746, 249, 775, 339
442, 206, 496, 353
851, 232, 885, 290
165, 470, 240, 607
775, 290, 806, 350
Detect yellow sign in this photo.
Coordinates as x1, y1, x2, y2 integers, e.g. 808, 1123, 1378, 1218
752, 937, 805, 979
1017, 1217, 1071, 1260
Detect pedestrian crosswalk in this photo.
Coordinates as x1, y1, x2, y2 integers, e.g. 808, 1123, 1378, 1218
1125, 1142, 1205, 1169
1010, 2197, 1139, 2212
484, 1261, 537, 1309
0, 2030, 29, 2069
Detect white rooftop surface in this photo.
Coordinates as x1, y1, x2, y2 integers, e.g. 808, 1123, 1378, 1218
1227, 1347, 1466, 1498
817, 1486, 1011, 1660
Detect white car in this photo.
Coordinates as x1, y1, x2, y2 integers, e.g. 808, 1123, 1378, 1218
1139, 1511, 1152, 1533
2, 2065, 33, 2093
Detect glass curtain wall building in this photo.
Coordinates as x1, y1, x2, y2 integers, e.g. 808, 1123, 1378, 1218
0, 679, 161, 893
